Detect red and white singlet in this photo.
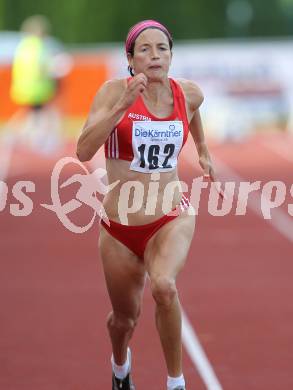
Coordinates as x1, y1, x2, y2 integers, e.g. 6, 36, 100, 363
104, 78, 189, 173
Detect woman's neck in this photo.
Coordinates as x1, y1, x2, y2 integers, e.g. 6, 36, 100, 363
142, 77, 171, 105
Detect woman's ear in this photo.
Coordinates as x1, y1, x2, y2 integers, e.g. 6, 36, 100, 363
127, 53, 133, 70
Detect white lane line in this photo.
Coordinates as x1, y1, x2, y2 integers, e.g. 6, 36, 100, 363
182, 142, 293, 243
0, 142, 14, 206
0, 134, 15, 181
0, 111, 22, 198
182, 310, 224, 390
213, 157, 293, 243
180, 145, 293, 389
0, 135, 14, 210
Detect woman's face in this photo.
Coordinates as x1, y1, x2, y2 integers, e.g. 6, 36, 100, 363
128, 28, 172, 80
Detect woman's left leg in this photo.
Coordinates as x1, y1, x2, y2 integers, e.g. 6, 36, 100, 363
144, 211, 195, 378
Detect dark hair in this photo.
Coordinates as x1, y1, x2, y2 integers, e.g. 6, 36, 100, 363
127, 27, 173, 76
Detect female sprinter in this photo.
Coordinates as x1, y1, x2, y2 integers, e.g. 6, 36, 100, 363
77, 20, 215, 390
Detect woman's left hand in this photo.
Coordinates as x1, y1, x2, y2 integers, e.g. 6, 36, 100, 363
198, 147, 227, 199
198, 148, 216, 181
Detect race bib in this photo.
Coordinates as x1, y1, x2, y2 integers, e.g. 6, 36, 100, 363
130, 121, 184, 173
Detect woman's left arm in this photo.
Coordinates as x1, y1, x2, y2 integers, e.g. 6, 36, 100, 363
190, 109, 216, 181
182, 80, 216, 181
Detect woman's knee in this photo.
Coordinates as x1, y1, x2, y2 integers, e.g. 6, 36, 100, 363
150, 276, 177, 307
107, 310, 140, 334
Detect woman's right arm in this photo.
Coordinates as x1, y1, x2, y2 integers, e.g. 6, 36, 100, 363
76, 79, 126, 162
76, 74, 147, 162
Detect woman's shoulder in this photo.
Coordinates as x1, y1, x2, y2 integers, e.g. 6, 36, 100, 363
174, 78, 204, 110
99, 77, 127, 95
93, 78, 127, 106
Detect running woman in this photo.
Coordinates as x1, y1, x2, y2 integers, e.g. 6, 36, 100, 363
77, 20, 216, 390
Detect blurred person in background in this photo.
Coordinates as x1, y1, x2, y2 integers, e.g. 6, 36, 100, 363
77, 20, 217, 390
10, 15, 72, 154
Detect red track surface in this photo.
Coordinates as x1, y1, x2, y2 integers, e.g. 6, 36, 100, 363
0, 133, 292, 390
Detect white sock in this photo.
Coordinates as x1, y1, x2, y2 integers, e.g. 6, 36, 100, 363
111, 348, 131, 380
167, 374, 185, 389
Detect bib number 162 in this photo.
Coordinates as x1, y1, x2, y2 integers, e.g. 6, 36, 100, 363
137, 143, 175, 170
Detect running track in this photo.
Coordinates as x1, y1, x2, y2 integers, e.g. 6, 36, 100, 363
0, 132, 292, 390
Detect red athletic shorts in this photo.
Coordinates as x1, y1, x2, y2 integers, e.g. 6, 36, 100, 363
100, 195, 190, 259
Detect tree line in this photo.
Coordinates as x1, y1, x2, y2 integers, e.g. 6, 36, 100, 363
0, 0, 292, 44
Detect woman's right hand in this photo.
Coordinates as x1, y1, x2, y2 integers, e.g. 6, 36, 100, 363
119, 73, 148, 110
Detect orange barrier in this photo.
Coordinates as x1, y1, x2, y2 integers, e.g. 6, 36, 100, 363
0, 53, 109, 120
0, 65, 18, 118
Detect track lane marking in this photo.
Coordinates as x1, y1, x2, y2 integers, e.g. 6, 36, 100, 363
182, 310, 224, 390
212, 157, 293, 243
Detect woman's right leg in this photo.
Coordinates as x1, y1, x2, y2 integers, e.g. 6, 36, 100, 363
99, 226, 146, 365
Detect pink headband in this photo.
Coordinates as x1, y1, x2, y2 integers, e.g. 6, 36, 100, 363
125, 20, 172, 54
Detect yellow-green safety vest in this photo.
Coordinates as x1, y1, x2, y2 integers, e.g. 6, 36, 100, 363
10, 35, 56, 105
